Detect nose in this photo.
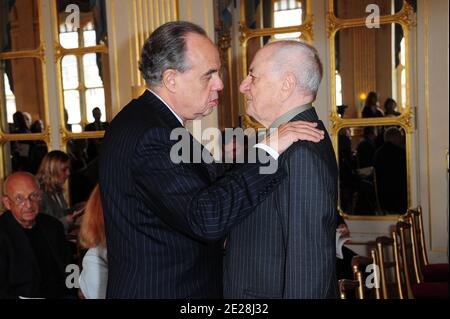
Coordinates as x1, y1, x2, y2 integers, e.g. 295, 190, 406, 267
239, 75, 251, 93
23, 198, 32, 209
213, 74, 224, 91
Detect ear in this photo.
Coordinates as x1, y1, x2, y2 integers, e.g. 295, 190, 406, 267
2, 196, 12, 211
162, 69, 177, 93
280, 72, 296, 101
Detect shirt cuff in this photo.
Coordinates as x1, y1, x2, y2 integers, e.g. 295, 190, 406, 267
254, 143, 280, 160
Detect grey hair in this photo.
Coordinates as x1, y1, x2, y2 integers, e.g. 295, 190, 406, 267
139, 21, 207, 86
268, 40, 323, 96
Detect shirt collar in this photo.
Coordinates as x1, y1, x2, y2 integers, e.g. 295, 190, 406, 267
147, 89, 184, 126
269, 103, 313, 129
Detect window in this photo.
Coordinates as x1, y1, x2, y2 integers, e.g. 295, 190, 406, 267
399, 37, 406, 108
4, 74, 17, 124
59, 21, 106, 133
273, 0, 303, 39
335, 71, 343, 109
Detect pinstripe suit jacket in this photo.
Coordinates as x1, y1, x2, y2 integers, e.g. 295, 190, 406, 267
223, 108, 338, 299
99, 90, 285, 298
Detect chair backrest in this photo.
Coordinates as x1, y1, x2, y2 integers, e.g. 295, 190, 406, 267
375, 234, 405, 299
408, 206, 429, 268
402, 209, 425, 283
396, 221, 416, 299
338, 278, 361, 299
351, 254, 381, 299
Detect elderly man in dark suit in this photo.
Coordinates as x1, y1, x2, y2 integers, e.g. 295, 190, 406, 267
223, 40, 338, 299
0, 172, 72, 299
99, 21, 325, 299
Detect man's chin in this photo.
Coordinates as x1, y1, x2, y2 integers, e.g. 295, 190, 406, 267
201, 107, 215, 117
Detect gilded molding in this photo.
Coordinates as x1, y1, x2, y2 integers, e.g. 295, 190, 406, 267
0, 44, 45, 60
327, 0, 415, 220
327, 0, 414, 31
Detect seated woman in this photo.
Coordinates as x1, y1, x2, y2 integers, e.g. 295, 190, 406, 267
37, 150, 83, 233
78, 185, 107, 299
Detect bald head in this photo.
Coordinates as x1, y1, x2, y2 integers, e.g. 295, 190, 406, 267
3, 172, 39, 196
264, 40, 323, 98
2, 172, 41, 229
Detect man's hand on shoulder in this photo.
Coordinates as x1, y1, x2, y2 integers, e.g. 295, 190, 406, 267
262, 121, 324, 156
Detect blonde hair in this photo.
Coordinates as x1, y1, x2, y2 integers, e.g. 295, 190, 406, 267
36, 150, 70, 193
79, 184, 106, 248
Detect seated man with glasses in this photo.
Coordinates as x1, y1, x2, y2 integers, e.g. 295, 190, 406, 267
0, 172, 73, 299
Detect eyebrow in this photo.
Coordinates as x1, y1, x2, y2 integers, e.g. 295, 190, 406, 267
202, 68, 219, 78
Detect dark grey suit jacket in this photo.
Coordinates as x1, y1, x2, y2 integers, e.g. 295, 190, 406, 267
99, 90, 285, 298
223, 108, 338, 299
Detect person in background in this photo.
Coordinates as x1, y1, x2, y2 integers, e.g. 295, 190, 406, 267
22, 112, 32, 130
373, 127, 407, 214
85, 107, 109, 163
78, 184, 107, 299
85, 107, 109, 132
384, 98, 401, 117
0, 172, 72, 299
362, 92, 384, 118
30, 119, 44, 133
356, 126, 376, 169
11, 111, 31, 171
36, 150, 83, 233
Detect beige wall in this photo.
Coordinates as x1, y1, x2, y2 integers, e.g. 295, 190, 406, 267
416, 0, 449, 262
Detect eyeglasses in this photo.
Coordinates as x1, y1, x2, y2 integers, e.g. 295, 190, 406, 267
6, 191, 42, 206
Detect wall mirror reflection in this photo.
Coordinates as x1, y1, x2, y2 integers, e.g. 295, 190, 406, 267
338, 125, 407, 216
61, 52, 111, 133
2, 139, 48, 175
56, 0, 107, 49
243, 0, 307, 30
332, 0, 404, 20
1, 57, 46, 133
334, 23, 406, 119
0, 0, 41, 53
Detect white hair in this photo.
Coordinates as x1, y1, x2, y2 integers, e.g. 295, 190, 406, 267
267, 40, 323, 96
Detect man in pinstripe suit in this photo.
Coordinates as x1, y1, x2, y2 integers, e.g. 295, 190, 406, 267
99, 22, 325, 298
224, 40, 339, 298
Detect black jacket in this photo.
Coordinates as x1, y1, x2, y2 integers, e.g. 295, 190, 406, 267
0, 212, 72, 299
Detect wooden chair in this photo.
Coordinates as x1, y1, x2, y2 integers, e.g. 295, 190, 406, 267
396, 220, 449, 299
351, 254, 381, 299
375, 234, 405, 299
338, 278, 361, 299
405, 206, 449, 283
395, 221, 416, 298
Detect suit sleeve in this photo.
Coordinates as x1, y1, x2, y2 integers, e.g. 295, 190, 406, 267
130, 128, 286, 241
279, 143, 337, 298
